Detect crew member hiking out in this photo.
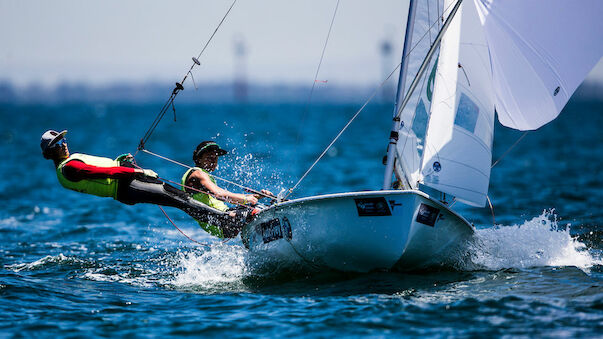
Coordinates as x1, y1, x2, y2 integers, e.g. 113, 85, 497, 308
41, 130, 241, 229
182, 141, 273, 238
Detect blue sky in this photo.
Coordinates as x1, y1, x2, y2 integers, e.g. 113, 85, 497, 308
1, 0, 601, 88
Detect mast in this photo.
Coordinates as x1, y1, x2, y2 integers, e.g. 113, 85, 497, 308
381, 0, 463, 190
381, 0, 417, 190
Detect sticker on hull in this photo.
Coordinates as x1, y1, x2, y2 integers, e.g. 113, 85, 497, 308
259, 218, 283, 243
416, 203, 440, 227
354, 197, 392, 216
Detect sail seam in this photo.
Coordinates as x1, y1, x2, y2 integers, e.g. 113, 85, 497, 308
427, 155, 490, 179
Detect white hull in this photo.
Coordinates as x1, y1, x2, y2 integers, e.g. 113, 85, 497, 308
242, 190, 474, 273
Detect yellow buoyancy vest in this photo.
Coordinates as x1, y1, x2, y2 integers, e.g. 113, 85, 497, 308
181, 167, 229, 237
56, 153, 120, 199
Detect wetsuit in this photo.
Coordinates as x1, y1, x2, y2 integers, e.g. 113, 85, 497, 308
56, 153, 237, 228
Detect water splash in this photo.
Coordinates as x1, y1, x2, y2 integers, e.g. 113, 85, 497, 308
463, 210, 601, 272
170, 243, 248, 292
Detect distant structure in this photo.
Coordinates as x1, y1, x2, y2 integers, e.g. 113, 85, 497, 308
380, 37, 395, 102
233, 36, 248, 102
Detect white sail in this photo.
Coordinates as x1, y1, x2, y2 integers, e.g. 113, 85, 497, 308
420, 0, 495, 207
473, 0, 603, 131
394, 0, 445, 188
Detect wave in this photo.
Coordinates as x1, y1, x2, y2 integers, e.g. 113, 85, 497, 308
6, 253, 84, 272
461, 210, 602, 272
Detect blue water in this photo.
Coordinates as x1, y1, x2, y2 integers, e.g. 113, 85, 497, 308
1, 94, 602, 337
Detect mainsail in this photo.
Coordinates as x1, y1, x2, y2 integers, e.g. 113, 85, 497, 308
393, 0, 446, 189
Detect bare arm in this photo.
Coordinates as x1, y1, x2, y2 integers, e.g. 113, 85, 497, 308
186, 170, 258, 205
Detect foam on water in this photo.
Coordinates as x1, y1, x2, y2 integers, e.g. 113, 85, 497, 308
6, 253, 81, 272
167, 210, 601, 284
170, 243, 248, 291
464, 210, 601, 272
82, 270, 158, 287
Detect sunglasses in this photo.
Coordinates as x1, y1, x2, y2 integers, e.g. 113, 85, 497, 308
51, 138, 67, 149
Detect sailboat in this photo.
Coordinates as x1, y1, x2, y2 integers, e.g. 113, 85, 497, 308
241, 0, 602, 272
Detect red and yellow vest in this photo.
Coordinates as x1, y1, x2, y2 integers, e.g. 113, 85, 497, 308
56, 153, 120, 199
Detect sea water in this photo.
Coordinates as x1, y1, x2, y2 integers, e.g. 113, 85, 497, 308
0, 93, 601, 337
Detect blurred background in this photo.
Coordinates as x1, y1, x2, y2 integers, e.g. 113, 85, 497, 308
1, 1, 602, 337
1, 0, 602, 102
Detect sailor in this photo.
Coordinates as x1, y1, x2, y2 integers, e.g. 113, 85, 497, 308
181, 141, 272, 238
41, 130, 241, 229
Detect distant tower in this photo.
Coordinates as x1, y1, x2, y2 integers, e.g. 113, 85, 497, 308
380, 38, 394, 102
233, 35, 248, 102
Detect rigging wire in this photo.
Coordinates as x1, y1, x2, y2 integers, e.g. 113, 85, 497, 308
140, 149, 278, 201
491, 131, 529, 168
137, 0, 238, 152
139, 1, 457, 202
286, 1, 460, 198
157, 175, 255, 210
285, 63, 402, 199
295, 0, 341, 144
130, 157, 260, 208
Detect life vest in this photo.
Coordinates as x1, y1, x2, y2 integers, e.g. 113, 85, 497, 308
56, 153, 120, 199
181, 167, 229, 237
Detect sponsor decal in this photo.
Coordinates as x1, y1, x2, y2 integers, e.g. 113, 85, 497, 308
354, 197, 392, 217
281, 216, 292, 240
416, 203, 440, 227
259, 218, 283, 243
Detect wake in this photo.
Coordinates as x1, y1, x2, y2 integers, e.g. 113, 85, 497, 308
461, 210, 601, 272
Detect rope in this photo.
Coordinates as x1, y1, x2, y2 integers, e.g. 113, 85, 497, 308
285, 62, 402, 199
296, 0, 341, 143
156, 175, 254, 210
140, 149, 278, 201
137, 0, 238, 151
491, 131, 528, 168
158, 206, 231, 246
486, 195, 495, 226
287, 0, 459, 198
130, 157, 255, 210
158, 206, 209, 246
